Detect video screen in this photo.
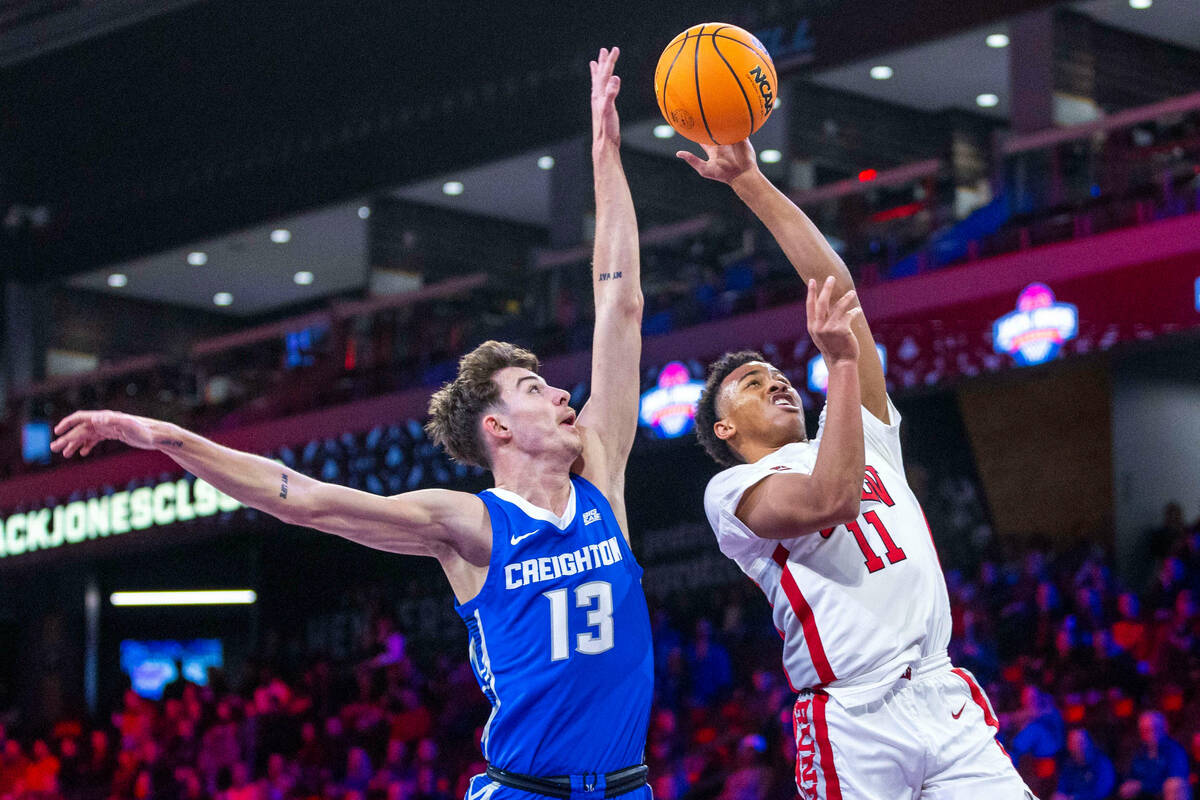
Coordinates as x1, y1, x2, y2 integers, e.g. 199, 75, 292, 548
119, 639, 223, 700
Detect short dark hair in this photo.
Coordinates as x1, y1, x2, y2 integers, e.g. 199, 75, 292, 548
695, 350, 764, 467
425, 340, 540, 469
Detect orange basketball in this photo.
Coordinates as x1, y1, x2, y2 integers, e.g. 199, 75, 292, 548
654, 23, 777, 146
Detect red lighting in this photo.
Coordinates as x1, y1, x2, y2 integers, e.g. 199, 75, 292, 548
858, 169, 878, 182
870, 201, 925, 223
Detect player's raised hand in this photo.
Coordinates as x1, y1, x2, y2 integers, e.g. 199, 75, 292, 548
50, 410, 158, 458
806, 276, 861, 365
590, 47, 622, 150
676, 139, 756, 185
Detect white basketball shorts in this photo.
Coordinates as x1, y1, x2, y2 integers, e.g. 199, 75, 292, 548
791, 652, 1036, 799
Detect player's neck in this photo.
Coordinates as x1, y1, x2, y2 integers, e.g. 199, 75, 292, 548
491, 456, 574, 518
737, 433, 807, 464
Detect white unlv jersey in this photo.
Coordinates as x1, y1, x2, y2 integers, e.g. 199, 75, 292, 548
703, 397, 952, 707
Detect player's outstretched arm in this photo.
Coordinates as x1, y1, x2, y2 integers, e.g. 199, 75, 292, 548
678, 141, 888, 423
734, 278, 865, 538
575, 47, 643, 529
49, 411, 488, 561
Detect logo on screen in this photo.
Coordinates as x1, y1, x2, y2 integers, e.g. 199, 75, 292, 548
639, 362, 704, 439
808, 345, 887, 393
993, 283, 1078, 366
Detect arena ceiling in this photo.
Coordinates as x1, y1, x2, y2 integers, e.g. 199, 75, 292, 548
12, 0, 1197, 318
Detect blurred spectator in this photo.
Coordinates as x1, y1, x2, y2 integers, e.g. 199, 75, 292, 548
687, 619, 733, 707
716, 735, 772, 800
1118, 711, 1190, 800
1055, 728, 1115, 800
1008, 686, 1067, 764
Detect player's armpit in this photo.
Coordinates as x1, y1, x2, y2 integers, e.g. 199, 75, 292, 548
734, 473, 860, 540
296, 483, 490, 564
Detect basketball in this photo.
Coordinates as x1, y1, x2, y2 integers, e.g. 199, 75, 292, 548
654, 23, 777, 146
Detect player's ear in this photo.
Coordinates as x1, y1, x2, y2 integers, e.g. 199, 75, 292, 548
713, 418, 735, 442
481, 411, 511, 444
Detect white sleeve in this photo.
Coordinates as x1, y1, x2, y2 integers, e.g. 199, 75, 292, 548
703, 464, 780, 563
816, 395, 904, 475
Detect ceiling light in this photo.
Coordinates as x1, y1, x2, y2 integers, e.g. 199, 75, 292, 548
759, 149, 783, 164
653, 124, 676, 139
213, 292, 233, 306
869, 65, 893, 80
294, 271, 314, 285
986, 33, 1009, 48
270, 228, 291, 243
1129, 0, 1151, 8
107, 273, 128, 288
110, 590, 257, 606
976, 93, 1000, 108
187, 251, 207, 266
442, 181, 464, 196
538, 155, 555, 170
358, 206, 371, 219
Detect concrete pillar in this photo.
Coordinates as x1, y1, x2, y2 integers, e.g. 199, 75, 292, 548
1008, 9, 1056, 135
546, 137, 591, 249
1, 281, 49, 406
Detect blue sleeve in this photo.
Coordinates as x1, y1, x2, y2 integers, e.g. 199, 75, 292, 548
1166, 741, 1190, 779
1091, 753, 1116, 800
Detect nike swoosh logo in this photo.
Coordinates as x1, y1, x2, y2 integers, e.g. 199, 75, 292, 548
510, 529, 540, 546
952, 703, 966, 719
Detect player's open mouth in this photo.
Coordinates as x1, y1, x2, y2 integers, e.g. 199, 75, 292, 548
560, 411, 577, 426
772, 396, 799, 410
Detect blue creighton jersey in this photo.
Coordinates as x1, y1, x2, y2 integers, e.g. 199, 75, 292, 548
455, 473, 653, 777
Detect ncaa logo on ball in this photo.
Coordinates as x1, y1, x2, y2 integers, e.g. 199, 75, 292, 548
748, 65, 774, 115
669, 108, 695, 130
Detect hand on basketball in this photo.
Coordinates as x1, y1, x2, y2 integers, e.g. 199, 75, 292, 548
806, 276, 861, 365
675, 139, 756, 185
50, 410, 157, 458
590, 47, 621, 151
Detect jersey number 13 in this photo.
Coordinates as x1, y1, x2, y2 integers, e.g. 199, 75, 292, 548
543, 581, 615, 661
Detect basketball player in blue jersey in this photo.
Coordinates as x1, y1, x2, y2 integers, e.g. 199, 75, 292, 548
51, 48, 654, 800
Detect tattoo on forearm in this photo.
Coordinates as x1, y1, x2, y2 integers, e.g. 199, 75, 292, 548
155, 438, 184, 449
597, 271, 623, 281
279, 473, 289, 499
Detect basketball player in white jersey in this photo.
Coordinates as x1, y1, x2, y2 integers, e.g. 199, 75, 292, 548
679, 140, 1035, 799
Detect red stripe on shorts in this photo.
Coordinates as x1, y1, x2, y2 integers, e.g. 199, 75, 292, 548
951, 667, 998, 728
813, 691, 843, 800
952, 667, 1011, 758
773, 545, 837, 684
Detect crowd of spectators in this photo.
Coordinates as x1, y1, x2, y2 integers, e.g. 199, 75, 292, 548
0, 503, 1197, 800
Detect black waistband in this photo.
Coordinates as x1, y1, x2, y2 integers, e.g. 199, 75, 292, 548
485, 764, 648, 799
